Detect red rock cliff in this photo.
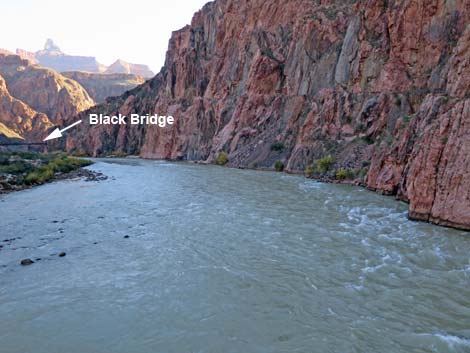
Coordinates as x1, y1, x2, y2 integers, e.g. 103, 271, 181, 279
0, 54, 95, 126
0, 74, 53, 142
66, 0, 470, 230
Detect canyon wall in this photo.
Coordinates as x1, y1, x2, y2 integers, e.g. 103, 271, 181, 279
0, 74, 53, 142
66, 0, 470, 230
62, 71, 146, 103
0, 54, 95, 126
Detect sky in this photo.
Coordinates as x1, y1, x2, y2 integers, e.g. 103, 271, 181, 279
0, 0, 211, 73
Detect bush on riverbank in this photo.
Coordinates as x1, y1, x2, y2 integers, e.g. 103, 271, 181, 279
305, 155, 334, 176
274, 160, 284, 171
0, 151, 92, 187
215, 152, 229, 165
336, 169, 355, 180
24, 157, 92, 185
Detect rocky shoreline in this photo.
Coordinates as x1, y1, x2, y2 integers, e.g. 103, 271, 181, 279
0, 152, 108, 195
0, 167, 107, 194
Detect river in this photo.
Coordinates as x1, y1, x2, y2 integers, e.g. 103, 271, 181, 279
1, 159, 469, 353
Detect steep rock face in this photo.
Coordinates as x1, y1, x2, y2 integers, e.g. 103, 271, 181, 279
62, 71, 145, 103
66, 0, 470, 230
0, 54, 95, 125
0, 74, 53, 142
105, 59, 154, 78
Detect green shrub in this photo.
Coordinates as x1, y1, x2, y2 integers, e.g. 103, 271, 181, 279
362, 135, 375, 145
336, 169, 355, 180
106, 151, 128, 158
356, 123, 366, 132
1, 152, 92, 186
49, 157, 91, 173
12, 151, 39, 160
70, 151, 88, 157
305, 155, 334, 176
305, 164, 316, 176
394, 94, 401, 106
215, 152, 229, 165
25, 169, 53, 185
274, 160, 284, 172
0, 161, 33, 175
37, 165, 54, 178
270, 142, 285, 152
316, 155, 334, 173
25, 172, 41, 185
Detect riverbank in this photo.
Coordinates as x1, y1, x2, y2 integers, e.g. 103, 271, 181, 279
0, 151, 106, 194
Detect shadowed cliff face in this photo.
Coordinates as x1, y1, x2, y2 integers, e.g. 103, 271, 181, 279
66, 0, 470, 230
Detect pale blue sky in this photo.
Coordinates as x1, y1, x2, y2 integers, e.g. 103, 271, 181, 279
0, 0, 211, 73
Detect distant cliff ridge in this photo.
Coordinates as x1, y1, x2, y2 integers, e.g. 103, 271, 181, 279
15, 39, 155, 78
0, 52, 148, 143
62, 71, 146, 103
105, 59, 154, 78
66, 0, 470, 230
0, 54, 93, 142
0, 54, 94, 126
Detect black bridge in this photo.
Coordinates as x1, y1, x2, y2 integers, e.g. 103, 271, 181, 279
0, 142, 47, 146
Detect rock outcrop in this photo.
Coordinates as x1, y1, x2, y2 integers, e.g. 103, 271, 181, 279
15, 49, 39, 65
0, 74, 53, 142
105, 59, 154, 78
61, 71, 145, 103
0, 54, 95, 126
66, 0, 470, 230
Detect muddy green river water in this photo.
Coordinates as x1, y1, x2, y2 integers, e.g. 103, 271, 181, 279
1, 159, 469, 353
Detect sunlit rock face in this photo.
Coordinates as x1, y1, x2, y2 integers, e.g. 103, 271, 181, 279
61, 71, 146, 103
0, 73, 53, 142
66, 0, 470, 230
0, 54, 95, 126
105, 60, 154, 78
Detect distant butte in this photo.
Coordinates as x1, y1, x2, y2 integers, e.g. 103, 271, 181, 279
15, 39, 154, 78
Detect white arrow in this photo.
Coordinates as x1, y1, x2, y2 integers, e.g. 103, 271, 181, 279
43, 120, 82, 141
